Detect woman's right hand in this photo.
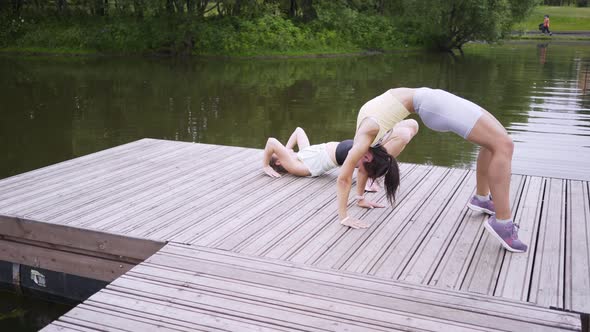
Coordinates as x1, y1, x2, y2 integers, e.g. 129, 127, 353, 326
340, 216, 370, 229
263, 165, 281, 178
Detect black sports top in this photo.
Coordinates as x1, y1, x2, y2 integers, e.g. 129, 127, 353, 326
335, 139, 354, 166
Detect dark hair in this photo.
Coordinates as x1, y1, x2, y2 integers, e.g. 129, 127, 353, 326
269, 155, 287, 174
364, 145, 400, 205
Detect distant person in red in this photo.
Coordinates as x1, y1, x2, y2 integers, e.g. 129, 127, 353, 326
542, 15, 552, 36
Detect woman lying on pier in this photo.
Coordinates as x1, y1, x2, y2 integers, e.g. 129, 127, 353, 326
339, 88, 527, 253
262, 120, 418, 209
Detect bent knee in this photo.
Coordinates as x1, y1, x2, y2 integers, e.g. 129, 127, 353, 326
406, 119, 419, 136
266, 137, 279, 146
493, 135, 514, 155
395, 127, 415, 145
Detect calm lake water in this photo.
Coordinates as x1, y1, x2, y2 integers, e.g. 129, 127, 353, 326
1, 41, 590, 330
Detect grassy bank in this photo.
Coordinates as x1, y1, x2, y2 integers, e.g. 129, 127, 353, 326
513, 5, 590, 32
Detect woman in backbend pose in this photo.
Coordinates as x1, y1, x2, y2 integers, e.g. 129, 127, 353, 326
339, 88, 526, 253
262, 120, 418, 209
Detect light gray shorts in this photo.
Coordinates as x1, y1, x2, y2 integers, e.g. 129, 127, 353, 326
413, 88, 483, 139
296, 144, 337, 177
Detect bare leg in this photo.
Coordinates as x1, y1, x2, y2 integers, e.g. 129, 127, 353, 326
467, 111, 514, 220
285, 127, 310, 151
382, 119, 419, 157
475, 147, 492, 196
367, 119, 418, 192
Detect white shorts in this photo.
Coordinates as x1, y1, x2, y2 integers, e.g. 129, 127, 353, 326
297, 144, 337, 177
413, 88, 483, 139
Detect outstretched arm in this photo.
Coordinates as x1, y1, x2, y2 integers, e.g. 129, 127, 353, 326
285, 127, 310, 151
262, 137, 311, 177
262, 138, 283, 178
337, 119, 379, 229
356, 170, 385, 209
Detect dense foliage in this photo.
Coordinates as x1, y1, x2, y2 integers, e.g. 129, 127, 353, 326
0, 0, 540, 55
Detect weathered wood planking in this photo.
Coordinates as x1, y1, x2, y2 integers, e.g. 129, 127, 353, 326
1, 139, 589, 314
42, 244, 582, 332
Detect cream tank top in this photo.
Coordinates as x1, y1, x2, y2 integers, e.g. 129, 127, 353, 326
356, 89, 410, 146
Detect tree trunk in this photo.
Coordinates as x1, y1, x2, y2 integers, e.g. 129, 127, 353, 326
166, 0, 175, 13
95, 0, 107, 16
11, 0, 23, 15
196, 0, 209, 16
300, 0, 316, 21
133, 0, 144, 17
173, 0, 184, 13
57, 0, 68, 13
232, 0, 243, 16
288, 0, 297, 18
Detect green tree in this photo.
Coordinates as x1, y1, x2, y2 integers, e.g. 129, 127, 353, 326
403, 0, 538, 53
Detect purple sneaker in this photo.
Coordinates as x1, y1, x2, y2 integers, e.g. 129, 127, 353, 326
484, 216, 528, 253
467, 196, 495, 215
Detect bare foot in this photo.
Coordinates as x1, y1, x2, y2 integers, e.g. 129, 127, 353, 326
365, 181, 381, 192
340, 216, 370, 229
357, 198, 385, 209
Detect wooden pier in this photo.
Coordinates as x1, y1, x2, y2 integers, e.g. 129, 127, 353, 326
0, 139, 587, 331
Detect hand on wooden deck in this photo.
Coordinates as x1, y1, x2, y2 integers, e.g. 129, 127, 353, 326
263, 165, 281, 178
357, 198, 385, 209
340, 216, 370, 229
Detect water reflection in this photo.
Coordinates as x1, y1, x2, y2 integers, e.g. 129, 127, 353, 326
0, 290, 72, 332
507, 48, 590, 179
1, 42, 590, 181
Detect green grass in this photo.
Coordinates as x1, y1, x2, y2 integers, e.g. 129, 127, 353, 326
0, 46, 96, 55
514, 5, 590, 32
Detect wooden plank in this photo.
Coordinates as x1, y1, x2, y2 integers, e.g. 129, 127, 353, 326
0, 139, 174, 210
494, 176, 544, 301
260, 163, 419, 262
460, 173, 525, 295
77, 147, 257, 231
0, 239, 135, 282
20, 143, 213, 220
84, 293, 295, 332
110, 276, 413, 332
369, 168, 468, 279
0, 141, 197, 216
161, 243, 579, 327
565, 180, 590, 313
529, 178, 566, 308
42, 320, 99, 332
59, 305, 202, 332
161, 170, 304, 243
433, 174, 523, 293
210, 170, 339, 251
147, 243, 581, 331
101, 149, 261, 236
0, 138, 158, 193
304, 164, 427, 270
287, 164, 434, 267
189, 174, 319, 246
233, 163, 400, 256
337, 166, 445, 274
399, 170, 476, 284
38, 144, 236, 227
0, 216, 163, 260
138, 168, 297, 241
119, 268, 488, 332
234, 173, 341, 256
